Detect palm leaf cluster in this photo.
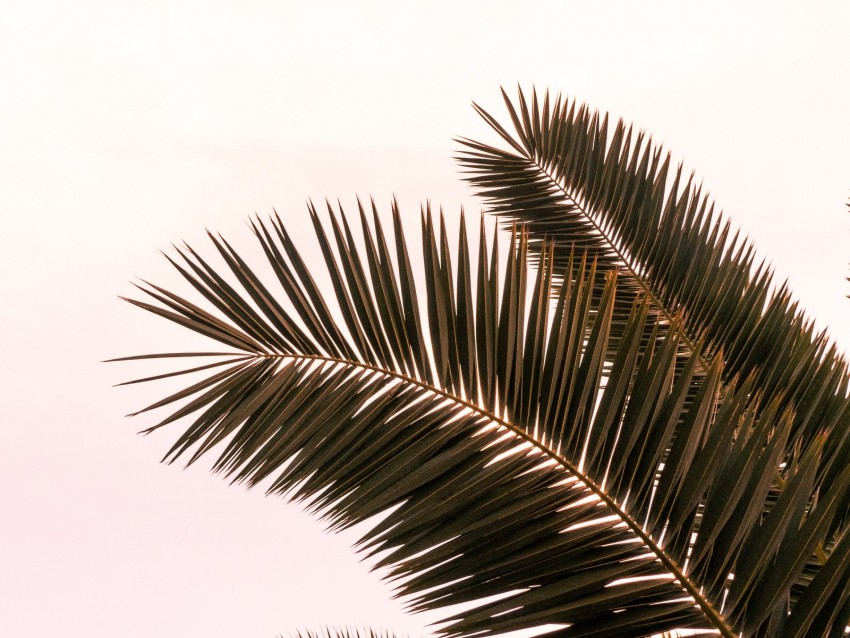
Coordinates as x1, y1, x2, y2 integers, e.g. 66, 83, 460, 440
114, 89, 850, 637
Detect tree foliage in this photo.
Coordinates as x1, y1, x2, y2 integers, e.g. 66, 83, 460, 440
113, 88, 850, 637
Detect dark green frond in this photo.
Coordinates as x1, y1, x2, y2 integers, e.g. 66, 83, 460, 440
115, 202, 850, 637
457, 87, 850, 454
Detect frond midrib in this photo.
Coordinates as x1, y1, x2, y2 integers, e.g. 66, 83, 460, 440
256, 349, 737, 638
510, 150, 711, 376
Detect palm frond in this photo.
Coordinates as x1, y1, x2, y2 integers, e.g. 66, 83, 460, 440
456, 87, 850, 455
114, 202, 850, 637
288, 628, 405, 638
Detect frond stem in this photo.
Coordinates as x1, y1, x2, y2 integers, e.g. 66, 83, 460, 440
526, 157, 711, 376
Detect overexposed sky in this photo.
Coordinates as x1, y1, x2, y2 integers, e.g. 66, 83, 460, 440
2, 2, 849, 637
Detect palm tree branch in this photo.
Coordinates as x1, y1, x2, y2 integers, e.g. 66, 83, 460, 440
456, 87, 850, 459
113, 203, 850, 637
121, 339, 729, 635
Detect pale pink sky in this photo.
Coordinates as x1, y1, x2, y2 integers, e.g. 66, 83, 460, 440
2, 2, 850, 637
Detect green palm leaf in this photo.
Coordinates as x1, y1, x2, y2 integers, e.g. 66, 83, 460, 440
288, 629, 404, 638
114, 200, 850, 637
456, 87, 850, 452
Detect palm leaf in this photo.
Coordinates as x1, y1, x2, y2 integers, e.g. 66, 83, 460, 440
456, 87, 850, 454
113, 201, 850, 637
289, 629, 404, 638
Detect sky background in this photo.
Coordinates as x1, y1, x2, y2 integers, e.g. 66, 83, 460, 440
2, 2, 850, 636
